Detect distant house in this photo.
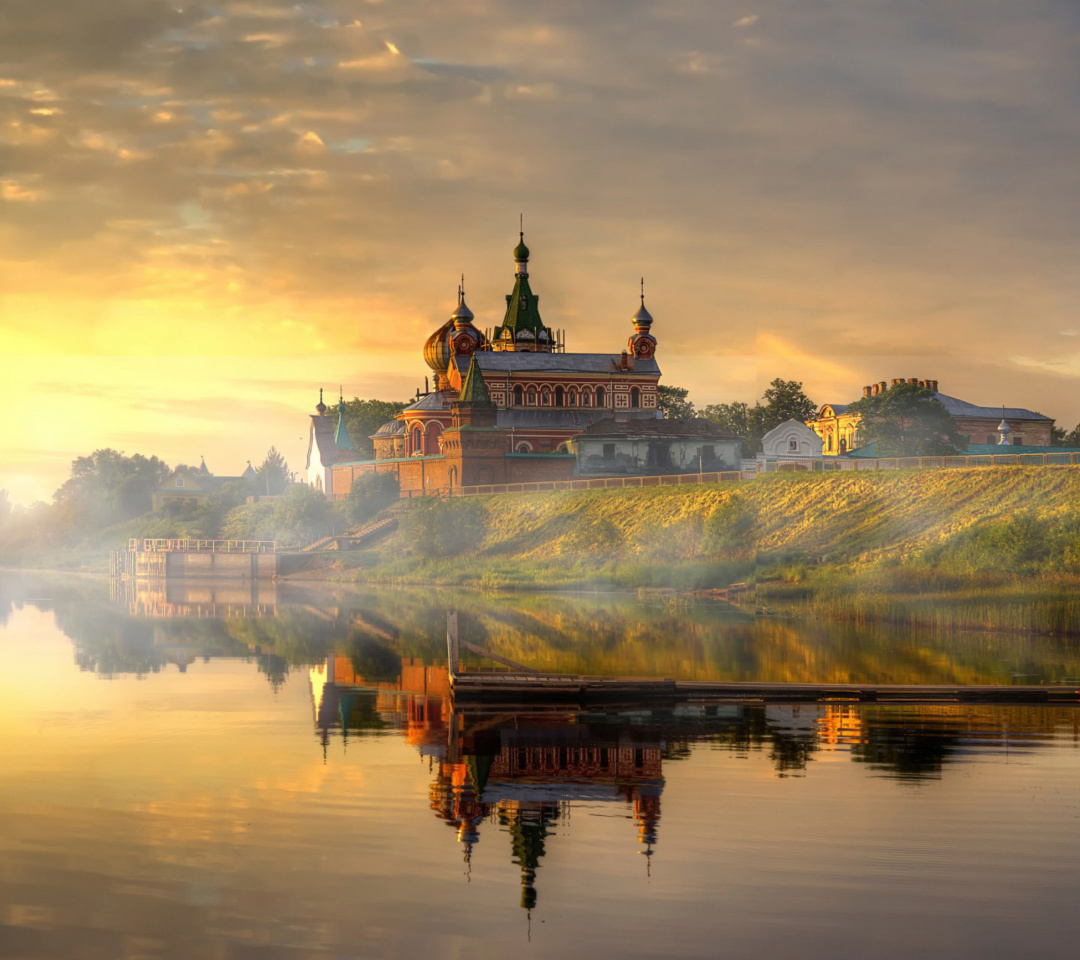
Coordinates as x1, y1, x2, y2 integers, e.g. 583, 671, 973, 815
760, 420, 823, 460
569, 418, 742, 476
152, 458, 256, 510
810, 378, 1055, 454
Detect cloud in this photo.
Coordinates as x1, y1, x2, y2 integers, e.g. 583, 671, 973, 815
733, 15, 760, 29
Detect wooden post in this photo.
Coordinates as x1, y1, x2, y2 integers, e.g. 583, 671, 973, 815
446, 611, 459, 679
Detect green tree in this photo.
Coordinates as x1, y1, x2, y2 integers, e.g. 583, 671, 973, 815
271, 484, 336, 543
342, 399, 410, 459
53, 449, 171, 534
1053, 423, 1080, 447
402, 497, 487, 559
657, 385, 696, 420
846, 381, 961, 456
700, 379, 815, 453
760, 378, 816, 432
254, 447, 294, 496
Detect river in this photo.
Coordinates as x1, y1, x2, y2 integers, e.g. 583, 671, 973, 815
1, 573, 1078, 958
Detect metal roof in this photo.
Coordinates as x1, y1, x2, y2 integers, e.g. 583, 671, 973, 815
463, 353, 661, 376
933, 392, 1052, 422
577, 417, 742, 440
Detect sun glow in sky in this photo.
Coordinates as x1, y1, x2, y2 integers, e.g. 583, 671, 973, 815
3, 0, 1080, 503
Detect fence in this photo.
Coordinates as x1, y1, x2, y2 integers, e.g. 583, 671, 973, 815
128, 538, 278, 554
758, 451, 1080, 474
450, 471, 744, 498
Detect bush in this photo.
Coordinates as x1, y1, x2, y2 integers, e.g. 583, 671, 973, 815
347, 473, 399, 525
401, 497, 488, 559
703, 497, 757, 560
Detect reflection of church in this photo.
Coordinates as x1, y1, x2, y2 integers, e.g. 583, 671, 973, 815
429, 715, 665, 910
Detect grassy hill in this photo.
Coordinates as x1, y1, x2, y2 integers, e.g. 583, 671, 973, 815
311, 467, 1080, 633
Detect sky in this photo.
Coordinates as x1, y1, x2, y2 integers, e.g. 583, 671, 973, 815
2, 0, 1080, 504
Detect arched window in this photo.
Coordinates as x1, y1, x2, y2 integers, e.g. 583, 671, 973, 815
568, 388, 578, 406
555, 386, 564, 407
827, 435, 833, 452
582, 389, 592, 407
513, 385, 524, 406
541, 387, 551, 407
411, 427, 424, 455
516, 442, 532, 453
527, 386, 538, 406
596, 386, 606, 408
630, 387, 641, 408
428, 421, 443, 454
448, 466, 458, 489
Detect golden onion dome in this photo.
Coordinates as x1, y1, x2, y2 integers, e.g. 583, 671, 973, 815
423, 318, 454, 374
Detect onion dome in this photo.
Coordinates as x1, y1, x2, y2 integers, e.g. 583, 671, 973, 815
513, 233, 530, 262
423, 318, 454, 384
315, 387, 327, 416
627, 278, 657, 359
451, 280, 475, 330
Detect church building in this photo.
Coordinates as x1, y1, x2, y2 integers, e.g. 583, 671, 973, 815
327, 232, 684, 498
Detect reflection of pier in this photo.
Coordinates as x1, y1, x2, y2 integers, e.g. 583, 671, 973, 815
111, 578, 278, 618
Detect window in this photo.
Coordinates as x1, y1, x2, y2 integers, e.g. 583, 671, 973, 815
788, 439, 798, 452
596, 386, 606, 407
582, 389, 591, 407
630, 387, 641, 408
1012, 436, 1023, 446
827, 435, 833, 452
602, 443, 616, 461
700, 445, 715, 462
513, 385, 524, 406
541, 388, 551, 406
527, 386, 537, 406
555, 386, 564, 407
175, 477, 185, 488
568, 388, 578, 406
516, 442, 531, 453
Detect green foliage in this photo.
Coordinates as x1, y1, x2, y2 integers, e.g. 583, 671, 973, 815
346, 473, 399, 525
846, 381, 961, 456
703, 497, 757, 560
702, 379, 815, 453
221, 484, 341, 544
1053, 422, 1080, 447
53, 449, 171, 535
342, 398, 410, 459
657, 385, 696, 420
254, 447, 294, 496
400, 497, 488, 558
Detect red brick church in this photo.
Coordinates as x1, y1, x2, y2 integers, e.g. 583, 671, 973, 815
314, 232, 699, 498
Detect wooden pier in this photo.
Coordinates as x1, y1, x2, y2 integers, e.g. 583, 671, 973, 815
449, 673, 1080, 706
443, 613, 1080, 707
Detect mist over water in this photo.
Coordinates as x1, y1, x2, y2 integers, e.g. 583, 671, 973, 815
1, 573, 1080, 959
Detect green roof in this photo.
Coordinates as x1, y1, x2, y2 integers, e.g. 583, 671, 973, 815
458, 356, 491, 403
493, 273, 552, 344
335, 397, 355, 451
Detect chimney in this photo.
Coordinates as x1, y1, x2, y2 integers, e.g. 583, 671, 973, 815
872, 383, 880, 396
908, 377, 918, 385
931, 380, 939, 392
892, 378, 902, 387
879, 381, 887, 394
863, 386, 872, 398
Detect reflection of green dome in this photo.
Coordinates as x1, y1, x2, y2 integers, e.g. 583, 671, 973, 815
514, 233, 530, 261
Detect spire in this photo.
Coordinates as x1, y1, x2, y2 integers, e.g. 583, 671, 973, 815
458, 355, 491, 403
513, 218, 530, 274
494, 226, 553, 351
335, 389, 355, 451
316, 387, 327, 416
198, 457, 210, 476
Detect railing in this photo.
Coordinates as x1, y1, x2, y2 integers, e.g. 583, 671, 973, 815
128, 538, 278, 554
451, 471, 744, 498
758, 451, 1080, 473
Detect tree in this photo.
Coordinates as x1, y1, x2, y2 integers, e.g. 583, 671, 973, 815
657, 385, 696, 420
254, 447, 294, 496
760, 379, 816, 432
845, 381, 961, 456
53, 449, 171, 533
700, 379, 815, 454
346, 473, 399, 525
1053, 423, 1080, 447
341, 398, 410, 459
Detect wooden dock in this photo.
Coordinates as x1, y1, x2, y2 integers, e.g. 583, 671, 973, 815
450, 673, 1080, 707
443, 613, 1080, 708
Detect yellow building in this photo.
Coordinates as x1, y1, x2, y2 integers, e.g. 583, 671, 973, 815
810, 403, 860, 455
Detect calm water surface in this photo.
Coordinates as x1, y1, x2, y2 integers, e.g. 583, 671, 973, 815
1, 575, 1079, 959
